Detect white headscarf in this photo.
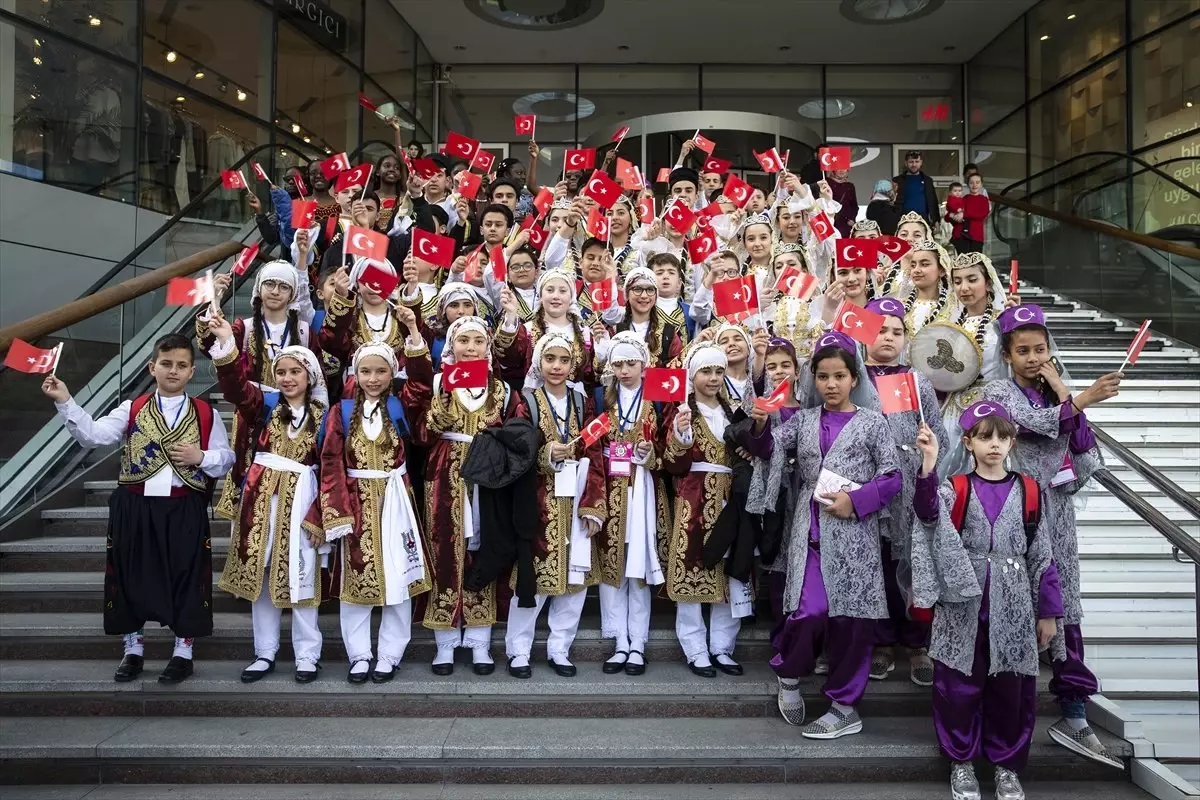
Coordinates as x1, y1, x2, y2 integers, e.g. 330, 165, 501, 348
684, 340, 728, 379
351, 342, 399, 375
601, 330, 650, 388
952, 251, 1007, 317
536, 268, 578, 306
272, 345, 329, 408
253, 260, 298, 301
527, 332, 576, 389
437, 281, 479, 318
441, 315, 491, 367
623, 266, 656, 292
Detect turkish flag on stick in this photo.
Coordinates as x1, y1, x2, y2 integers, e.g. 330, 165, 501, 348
1119, 319, 1153, 372
489, 245, 507, 284
836, 239, 880, 269
754, 378, 792, 414
691, 131, 716, 155
877, 235, 912, 263
809, 210, 836, 242
221, 170, 248, 191
411, 228, 455, 269
532, 187, 554, 219
166, 271, 215, 307
345, 225, 389, 262
358, 263, 399, 299
582, 170, 623, 209
443, 359, 489, 391
644, 367, 687, 403
334, 163, 372, 194
292, 199, 317, 229
722, 174, 754, 209
251, 161, 273, 185
443, 131, 481, 162
833, 300, 885, 346
231, 241, 260, 276
775, 267, 818, 301
662, 199, 697, 235
587, 280, 618, 311
1009, 259, 1019, 295
563, 147, 597, 171
585, 206, 610, 241
753, 147, 785, 173
358, 92, 378, 113
656, 167, 671, 183
611, 124, 631, 145
686, 229, 718, 264
319, 152, 351, 180
4, 339, 62, 375
636, 195, 655, 225
579, 413, 612, 448
818, 146, 852, 172
455, 169, 482, 200
514, 114, 536, 138
712, 275, 759, 320
876, 372, 920, 415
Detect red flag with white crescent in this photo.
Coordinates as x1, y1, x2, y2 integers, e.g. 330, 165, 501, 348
412, 228, 455, 269
754, 379, 792, 414
876, 372, 919, 415
232, 241, 260, 276
443, 131, 481, 162
809, 210, 836, 242
345, 225, 389, 262
582, 171, 622, 209
221, 170, 247, 190
877, 235, 912, 263
832, 301, 885, 345
691, 132, 716, 155
836, 239, 879, 269
319, 152, 351, 180
564, 148, 596, 171
443, 359, 489, 391
1124, 319, 1153, 366
514, 114, 536, 138
358, 263, 399, 299
580, 413, 612, 447
166, 273, 215, 307
722, 174, 753, 209
643, 367, 687, 403
713, 276, 759, 319
3, 339, 62, 374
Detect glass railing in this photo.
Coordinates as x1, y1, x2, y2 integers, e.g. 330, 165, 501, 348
990, 196, 1200, 347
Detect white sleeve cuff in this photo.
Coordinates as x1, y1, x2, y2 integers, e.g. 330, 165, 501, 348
208, 336, 236, 361
325, 524, 354, 542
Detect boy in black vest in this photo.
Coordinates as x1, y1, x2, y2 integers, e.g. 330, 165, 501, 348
43, 333, 234, 684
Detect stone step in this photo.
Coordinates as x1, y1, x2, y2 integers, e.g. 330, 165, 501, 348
1109, 698, 1200, 759
0, 715, 1133, 786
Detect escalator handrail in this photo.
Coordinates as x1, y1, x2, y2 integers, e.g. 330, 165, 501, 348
998, 150, 1200, 208
1093, 470, 1200, 564
1070, 156, 1200, 218
1092, 427, 1200, 521
989, 193, 1200, 260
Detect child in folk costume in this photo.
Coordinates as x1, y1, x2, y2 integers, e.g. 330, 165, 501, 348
649, 252, 695, 344
860, 297, 949, 686
909, 402, 1063, 800
595, 267, 685, 371
746, 332, 900, 738
320, 258, 407, 388
413, 316, 529, 676
812, 245, 879, 327
595, 332, 671, 676
894, 239, 957, 338
207, 316, 329, 684
769, 243, 824, 361
662, 342, 754, 678
503, 333, 607, 679
43, 334, 235, 684
983, 305, 1124, 768
878, 211, 936, 298
498, 269, 595, 391
708, 322, 757, 411
320, 310, 433, 685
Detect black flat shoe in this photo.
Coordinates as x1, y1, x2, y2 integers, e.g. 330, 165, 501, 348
624, 651, 646, 676
240, 658, 275, 684
370, 666, 396, 684
157, 656, 194, 684
602, 650, 629, 675
473, 660, 495, 676
714, 657, 744, 676
431, 662, 454, 676
114, 654, 143, 683
294, 663, 320, 684
547, 658, 576, 678
507, 658, 532, 679
688, 661, 717, 678
347, 660, 371, 684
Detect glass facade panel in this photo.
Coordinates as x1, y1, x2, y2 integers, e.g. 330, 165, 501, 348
276, 0, 362, 65
1027, 0, 1124, 96
825, 66, 963, 144
968, 19, 1025, 135
578, 65, 699, 140
1132, 0, 1200, 37
9, 0, 138, 59
364, 0, 416, 124
1132, 20, 1200, 139
440, 65, 576, 145
970, 110, 1027, 194
1029, 56, 1126, 178
276, 20, 357, 157
414, 39, 435, 145
701, 66, 821, 119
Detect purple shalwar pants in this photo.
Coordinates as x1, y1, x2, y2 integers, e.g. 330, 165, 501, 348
875, 538, 931, 650
770, 543, 875, 706
933, 621, 1038, 771
1049, 623, 1099, 705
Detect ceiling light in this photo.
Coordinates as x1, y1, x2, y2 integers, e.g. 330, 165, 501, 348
1067, 13, 1076, 19
236, 89, 247, 101
950, 135, 958, 140
465, 0, 605, 31
1187, 101, 1194, 108
841, 0, 945, 25
30, 93, 38, 100
166, 50, 177, 62
291, 123, 301, 134
798, 97, 856, 120
1040, 34, 1050, 41
32, 56, 42, 65
175, 96, 185, 102
512, 91, 595, 123
303, 137, 311, 143
88, 15, 101, 26
194, 70, 205, 79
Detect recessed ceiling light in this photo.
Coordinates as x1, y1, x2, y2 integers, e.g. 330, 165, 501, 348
303, 137, 311, 143
1040, 34, 1050, 41
175, 96, 185, 102
291, 123, 301, 134
236, 89, 247, 101
87, 15, 101, 26
1187, 101, 1194, 108
166, 50, 177, 62
194, 70, 205, 79
798, 98, 856, 120
32, 56, 42, 65
1067, 13, 1076, 19
841, 0, 945, 25
512, 91, 595, 123
465, 0, 605, 31
950, 135, 958, 140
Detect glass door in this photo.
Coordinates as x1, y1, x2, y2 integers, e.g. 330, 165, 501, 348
892, 144, 965, 189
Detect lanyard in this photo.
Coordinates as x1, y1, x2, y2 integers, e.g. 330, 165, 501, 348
617, 387, 643, 432
265, 323, 290, 357
157, 393, 187, 429
542, 388, 573, 443
725, 376, 743, 402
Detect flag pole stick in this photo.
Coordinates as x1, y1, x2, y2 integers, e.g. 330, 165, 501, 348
913, 372, 926, 426
1118, 319, 1152, 374
51, 342, 63, 378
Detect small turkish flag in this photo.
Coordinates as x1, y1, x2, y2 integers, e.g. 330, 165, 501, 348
532, 187, 554, 219
686, 229, 718, 264
443, 359, 489, 391
611, 124, 631, 144
836, 239, 880, 269
1123, 319, 1153, 367
833, 301, 885, 345
644, 367, 688, 403
616, 157, 638, 187
636, 195, 655, 225
456, 170, 482, 200
564, 148, 596, 171
691, 132, 716, 155
876, 372, 920, 415
582, 171, 622, 209
293, 172, 308, 197
411, 158, 441, 181
585, 206, 610, 241
334, 163, 372, 193
878, 235, 913, 263
4, 339, 61, 374
251, 161, 271, 183
663, 199, 697, 236
221, 169, 247, 190
703, 156, 732, 174
520, 216, 548, 251
292, 199, 317, 229
345, 225, 389, 262
809, 210, 836, 242
713, 276, 759, 319
319, 152, 351, 180
580, 413, 612, 447
357, 92, 378, 113
166, 273, 214, 307
775, 267, 818, 301
463, 245, 485, 284
232, 241, 260, 276
358, 263, 399, 299
656, 167, 671, 183
754, 147, 785, 173
1009, 259, 1019, 295
411, 228, 455, 269
754, 379, 792, 414
443, 131, 481, 162
695, 203, 722, 231
472, 149, 495, 173
489, 245, 507, 284
587, 280, 618, 311
722, 174, 753, 209
818, 146, 852, 171
514, 114, 536, 137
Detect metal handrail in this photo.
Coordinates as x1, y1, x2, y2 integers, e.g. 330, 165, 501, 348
1070, 157, 1200, 218
1093, 426, 1200, 521
1093, 469, 1200, 564
999, 150, 1200, 206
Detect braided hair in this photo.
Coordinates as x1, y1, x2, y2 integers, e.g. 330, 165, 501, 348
250, 296, 301, 384
953, 261, 998, 351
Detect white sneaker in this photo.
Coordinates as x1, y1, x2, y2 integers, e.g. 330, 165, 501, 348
994, 766, 1025, 800
950, 761, 981, 800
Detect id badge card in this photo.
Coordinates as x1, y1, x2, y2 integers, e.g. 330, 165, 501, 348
555, 459, 579, 497
1050, 453, 1076, 487
608, 442, 632, 477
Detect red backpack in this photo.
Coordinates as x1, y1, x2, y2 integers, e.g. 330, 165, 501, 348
950, 472, 1041, 547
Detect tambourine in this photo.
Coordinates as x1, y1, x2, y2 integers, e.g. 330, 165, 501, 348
909, 322, 983, 393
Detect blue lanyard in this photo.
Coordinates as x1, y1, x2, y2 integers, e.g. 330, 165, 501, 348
266, 324, 290, 357
725, 376, 742, 402
157, 393, 187, 429
542, 388, 573, 443
617, 387, 643, 432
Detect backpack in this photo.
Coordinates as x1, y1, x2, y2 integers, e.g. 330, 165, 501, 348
338, 396, 408, 440
950, 473, 1041, 549
128, 394, 214, 447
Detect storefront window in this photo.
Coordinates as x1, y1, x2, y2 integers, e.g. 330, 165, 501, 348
414, 40, 435, 145
970, 110, 1027, 193
442, 65, 577, 145
968, 19, 1025, 136
142, 0, 273, 121
276, 20, 357, 157
1027, 0, 1124, 97
1132, 0, 1200, 37
1028, 56, 1126, 177
1132, 21, 1200, 139
578, 66, 699, 140
361, 78, 403, 162
8, 0, 138, 60
702, 66, 821, 120
276, 0, 362, 66
364, 0, 416, 118
2, 20, 137, 203
825, 66, 963, 145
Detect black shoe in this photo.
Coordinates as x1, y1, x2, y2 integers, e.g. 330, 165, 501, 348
507, 658, 532, 679
157, 656, 194, 684
294, 663, 320, 684
547, 658, 576, 677
688, 660, 717, 678
624, 651, 646, 676
473, 660, 495, 676
602, 650, 629, 675
240, 658, 275, 683
431, 661, 455, 676
370, 665, 396, 684
714, 656, 744, 676
347, 660, 371, 684
114, 654, 143, 683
